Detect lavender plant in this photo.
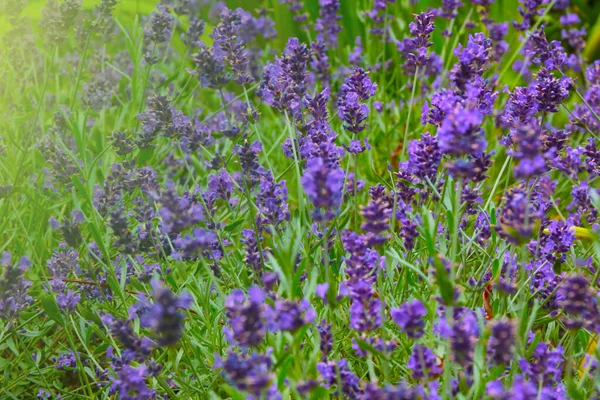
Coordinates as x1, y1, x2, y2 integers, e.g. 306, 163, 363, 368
2, 0, 600, 398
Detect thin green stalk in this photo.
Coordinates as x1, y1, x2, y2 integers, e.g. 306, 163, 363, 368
401, 66, 419, 159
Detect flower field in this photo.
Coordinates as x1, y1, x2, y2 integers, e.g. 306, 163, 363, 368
2, 0, 600, 398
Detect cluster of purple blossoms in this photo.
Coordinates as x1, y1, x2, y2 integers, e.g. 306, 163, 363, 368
391, 299, 427, 338
337, 68, 377, 134
396, 10, 440, 76
407, 345, 442, 380
139, 280, 192, 346
0, 252, 33, 320
258, 37, 311, 121
557, 275, 600, 331
301, 157, 345, 222
487, 320, 516, 365
314, 0, 342, 48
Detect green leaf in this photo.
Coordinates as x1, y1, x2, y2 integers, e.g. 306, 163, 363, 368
433, 255, 454, 306
40, 292, 63, 324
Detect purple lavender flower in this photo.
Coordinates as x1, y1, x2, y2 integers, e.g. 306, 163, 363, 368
109, 364, 156, 400
348, 280, 384, 332
101, 314, 154, 362
56, 290, 81, 312
519, 341, 564, 388
437, 105, 489, 180
407, 345, 442, 380
173, 228, 219, 260
258, 37, 310, 120
256, 172, 290, 231
215, 350, 278, 399
139, 280, 192, 346
157, 187, 203, 234
508, 123, 547, 179
314, 0, 341, 48
54, 350, 78, 370
266, 298, 315, 332
495, 187, 539, 243
450, 311, 480, 366
192, 42, 230, 89
211, 8, 252, 85
527, 28, 568, 71
0, 252, 32, 320
311, 40, 330, 88
144, 5, 174, 44
557, 275, 600, 330
533, 68, 572, 113
224, 287, 266, 347
181, 16, 206, 48
208, 168, 235, 202
450, 33, 492, 91
279, 0, 309, 29
317, 358, 360, 398
337, 68, 377, 133
49, 209, 85, 249
390, 300, 427, 339
301, 157, 345, 222
397, 10, 436, 74
487, 320, 515, 365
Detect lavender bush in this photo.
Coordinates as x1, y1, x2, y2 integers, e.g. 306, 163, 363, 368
1, 0, 600, 398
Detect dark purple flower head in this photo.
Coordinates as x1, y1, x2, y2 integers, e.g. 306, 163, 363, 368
101, 314, 154, 362
0, 252, 32, 320
360, 198, 391, 245
208, 168, 235, 201
508, 123, 547, 179
533, 68, 572, 113
406, 133, 441, 181
519, 341, 564, 387
317, 319, 333, 357
54, 349, 78, 370
301, 157, 345, 222
407, 345, 442, 380
339, 68, 377, 101
266, 298, 315, 332
157, 187, 203, 235
439, 0, 463, 18
173, 228, 220, 260
557, 275, 600, 330
450, 33, 492, 91
145, 5, 174, 44
192, 42, 230, 89
215, 350, 278, 399
397, 10, 436, 73
224, 287, 267, 347
256, 172, 290, 231
57, 290, 81, 312
49, 209, 85, 249
438, 106, 486, 157
496, 187, 540, 243
390, 299, 427, 339
211, 8, 252, 85
499, 85, 538, 129
422, 89, 463, 126
109, 364, 156, 400
451, 311, 480, 366
181, 16, 206, 48
527, 28, 568, 71
314, 0, 342, 48
348, 280, 384, 332
140, 280, 192, 346
258, 37, 310, 120
317, 358, 360, 398
487, 320, 515, 365
568, 180, 600, 223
